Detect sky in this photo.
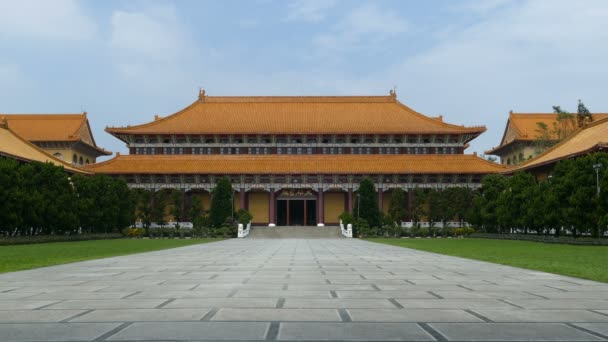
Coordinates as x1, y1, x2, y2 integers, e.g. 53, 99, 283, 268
1, 0, 607, 160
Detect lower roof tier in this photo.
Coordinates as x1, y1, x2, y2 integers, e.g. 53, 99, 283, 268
86, 154, 504, 175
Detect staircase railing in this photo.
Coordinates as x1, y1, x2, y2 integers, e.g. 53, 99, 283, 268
339, 219, 353, 238
238, 221, 252, 238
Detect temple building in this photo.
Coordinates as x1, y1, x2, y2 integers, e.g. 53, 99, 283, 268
3, 113, 111, 165
504, 116, 608, 180
0, 117, 89, 174
88, 90, 504, 226
486, 111, 608, 165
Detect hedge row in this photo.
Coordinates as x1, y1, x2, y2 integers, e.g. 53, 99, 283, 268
470, 233, 608, 246
0, 233, 124, 246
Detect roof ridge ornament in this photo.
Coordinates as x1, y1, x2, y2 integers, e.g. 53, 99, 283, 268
389, 87, 397, 101
198, 88, 206, 102
0, 116, 7, 129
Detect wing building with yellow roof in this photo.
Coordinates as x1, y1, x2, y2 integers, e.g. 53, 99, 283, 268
2, 112, 111, 166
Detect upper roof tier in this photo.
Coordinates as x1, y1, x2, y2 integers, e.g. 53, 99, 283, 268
85, 154, 504, 175
486, 112, 608, 155
106, 91, 486, 140
0, 119, 90, 174
2, 113, 111, 155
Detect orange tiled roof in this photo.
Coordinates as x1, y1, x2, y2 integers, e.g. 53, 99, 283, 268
486, 112, 608, 155
86, 154, 504, 175
106, 93, 486, 139
505, 117, 608, 173
0, 120, 90, 174
2, 113, 111, 155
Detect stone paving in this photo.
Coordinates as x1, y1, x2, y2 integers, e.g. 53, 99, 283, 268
0, 238, 608, 341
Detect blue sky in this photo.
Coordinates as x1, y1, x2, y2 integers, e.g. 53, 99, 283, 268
1, 0, 607, 159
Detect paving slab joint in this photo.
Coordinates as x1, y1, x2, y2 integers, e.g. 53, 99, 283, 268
418, 322, 448, 342
265, 322, 280, 341
566, 323, 608, 340
464, 309, 494, 322
338, 308, 352, 322
388, 298, 404, 309
93, 321, 133, 341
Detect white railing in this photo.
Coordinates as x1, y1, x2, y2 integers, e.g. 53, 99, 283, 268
401, 221, 471, 228
238, 221, 252, 238
134, 221, 193, 229
339, 220, 353, 238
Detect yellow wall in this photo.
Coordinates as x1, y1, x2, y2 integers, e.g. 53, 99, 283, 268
249, 192, 269, 224
190, 193, 211, 212
382, 191, 392, 214
324, 192, 345, 224
43, 148, 97, 165
233, 192, 241, 211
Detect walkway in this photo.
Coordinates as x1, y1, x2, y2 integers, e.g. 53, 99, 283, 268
1, 239, 607, 341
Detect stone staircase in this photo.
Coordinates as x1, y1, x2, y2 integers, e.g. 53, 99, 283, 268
248, 226, 343, 239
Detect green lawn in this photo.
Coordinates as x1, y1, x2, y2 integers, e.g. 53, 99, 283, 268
369, 238, 608, 283
0, 239, 220, 273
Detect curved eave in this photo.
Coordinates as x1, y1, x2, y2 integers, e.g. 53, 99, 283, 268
86, 154, 505, 175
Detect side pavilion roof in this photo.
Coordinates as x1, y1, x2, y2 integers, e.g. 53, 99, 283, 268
0, 119, 90, 174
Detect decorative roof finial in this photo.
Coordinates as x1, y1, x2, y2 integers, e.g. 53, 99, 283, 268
198, 88, 206, 101
0, 116, 7, 129
389, 87, 397, 100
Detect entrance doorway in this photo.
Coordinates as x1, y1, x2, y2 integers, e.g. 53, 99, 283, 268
276, 199, 316, 226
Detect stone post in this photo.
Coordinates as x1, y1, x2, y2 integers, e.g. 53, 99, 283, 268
269, 189, 276, 226
317, 189, 324, 226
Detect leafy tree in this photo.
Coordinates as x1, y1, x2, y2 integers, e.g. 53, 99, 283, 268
236, 209, 253, 225
411, 188, 427, 224
151, 190, 167, 227
189, 195, 208, 236
135, 189, 152, 233
534, 122, 553, 153
387, 188, 407, 224
353, 178, 380, 227
0, 159, 24, 233
170, 189, 184, 228
474, 174, 507, 233
577, 99, 593, 127
209, 176, 233, 228
552, 106, 577, 140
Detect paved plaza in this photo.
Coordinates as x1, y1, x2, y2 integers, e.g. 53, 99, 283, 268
1, 238, 608, 341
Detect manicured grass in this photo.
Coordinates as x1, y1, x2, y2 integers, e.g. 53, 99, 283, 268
369, 238, 608, 283
0, 239, 221, 273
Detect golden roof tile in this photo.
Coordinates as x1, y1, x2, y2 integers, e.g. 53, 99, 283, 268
0, 120, 90, 174
86, 154, 504, 175
2, 113, 111, 155
505, 117, 608, 173
105, 93, 486, 139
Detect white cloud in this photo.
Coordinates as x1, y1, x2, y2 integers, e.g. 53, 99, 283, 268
285, 0, 338, 23
0, 0, 95, 40
313, 4, 408, 52
388, 0, 608, 153
110, 5, 193, 65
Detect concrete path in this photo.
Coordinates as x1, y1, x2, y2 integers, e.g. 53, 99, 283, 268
1, 239, 607, 341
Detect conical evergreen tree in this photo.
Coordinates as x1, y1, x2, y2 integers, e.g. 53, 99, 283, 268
577, 99, 593, 127
354, 178, 380, 227
209, 176, 234, 228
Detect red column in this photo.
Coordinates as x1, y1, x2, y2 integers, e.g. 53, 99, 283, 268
348, 188, 353, 214
378, 190, 384, 211
269, 189, 275, 226
317, 189, 324, 226
239, 188, 246, 211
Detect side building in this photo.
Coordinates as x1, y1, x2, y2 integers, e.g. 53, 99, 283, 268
3, 112, 111, 165
486, 111, 608, 165
88, 90, 504, 226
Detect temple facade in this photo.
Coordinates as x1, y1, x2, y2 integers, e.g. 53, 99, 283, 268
88, 90, 504, 226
